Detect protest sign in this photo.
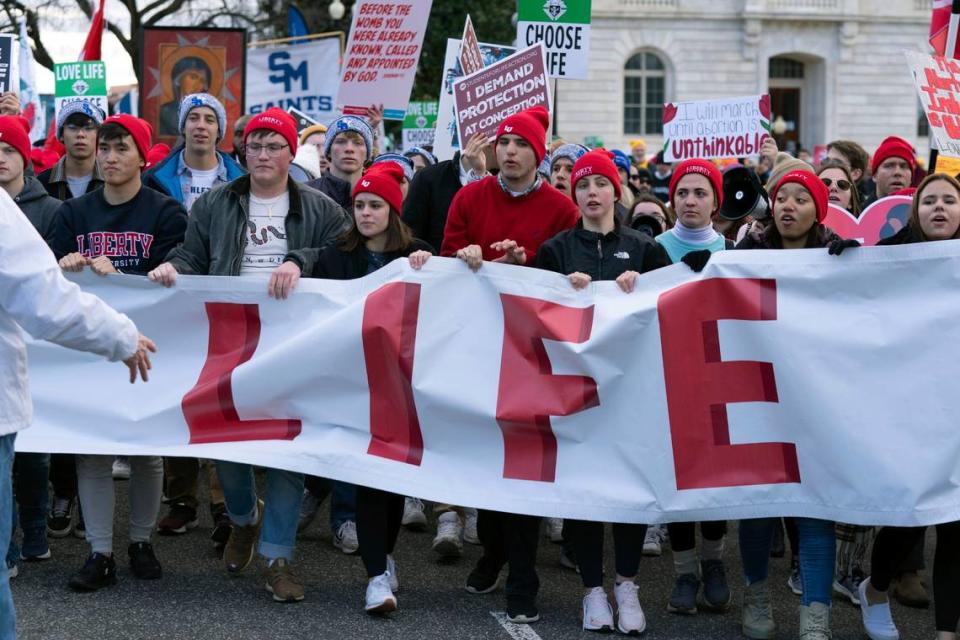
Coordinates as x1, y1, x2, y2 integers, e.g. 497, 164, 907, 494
434, 38, 516, 160
402, 100, 438, 149
54, 61, 107, 123
459, 15, 484, 76
452, 42, 552, 144
823, 195, 913, 245
907, 49, 960, 157
935, 152, 960, 176
517, 0, 591, 79
247, 37, 340, 123
19, 251, 960, 527
338, 0, 433, 120
287, 106, 320, 132
0, 35, 18, 95
662, 94, 771, 162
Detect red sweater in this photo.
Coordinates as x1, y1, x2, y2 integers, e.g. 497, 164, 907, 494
440, 176, 581, 262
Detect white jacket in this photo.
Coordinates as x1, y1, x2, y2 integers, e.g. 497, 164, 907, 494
0, 189, 138, 437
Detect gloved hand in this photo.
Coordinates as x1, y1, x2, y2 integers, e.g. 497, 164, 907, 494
828, 238, 861, 256
681, 249, 713, 273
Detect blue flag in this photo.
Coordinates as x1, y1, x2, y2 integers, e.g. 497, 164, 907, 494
288, 5, 309, 44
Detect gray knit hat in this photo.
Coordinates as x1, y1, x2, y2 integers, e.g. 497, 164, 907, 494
178, 93, 227, 142
372, 153, 415, 181
55, 100, 105, 140
550, 143, 588, 170
765, 152, 810, 194
324, 115, 374, 161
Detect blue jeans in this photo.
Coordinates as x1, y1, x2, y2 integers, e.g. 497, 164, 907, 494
6, 453, 50, 563
740, 517, 836, 606
329, 481, 356, 532
1, 434, 17, 640
215, 462, 304, 561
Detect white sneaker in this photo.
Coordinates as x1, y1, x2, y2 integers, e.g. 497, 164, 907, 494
386, 554, 399, 592
545, 517, 564, 543
7, 564, 17, 579
333, 520, 359, 554
858, 577, 900, 640
401, 497, 427, 531
432, 512, 463, 559
582, 586, 614, 631
463, 508, 480, 545
614, 581, 647, 635
643, 525, 664, 557
112, 457, 130, 480
364, 573, 397, 614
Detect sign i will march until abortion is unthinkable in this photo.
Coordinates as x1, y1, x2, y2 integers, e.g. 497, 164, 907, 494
663, 94, 771, 162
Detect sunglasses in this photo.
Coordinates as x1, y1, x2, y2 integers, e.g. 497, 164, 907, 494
821, 178, 851, 191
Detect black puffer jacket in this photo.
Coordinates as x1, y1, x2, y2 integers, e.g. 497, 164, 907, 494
309, 238, 434, 279
877, 225, 923, 246
735, 221, 840, 250
536, 218, 672, 279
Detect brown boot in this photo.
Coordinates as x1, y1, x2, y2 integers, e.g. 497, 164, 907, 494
223, 498, 264, 574
892, 571, 930, 609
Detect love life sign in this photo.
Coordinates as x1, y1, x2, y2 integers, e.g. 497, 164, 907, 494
17, 252, 960, 527
54, 61, 107, 123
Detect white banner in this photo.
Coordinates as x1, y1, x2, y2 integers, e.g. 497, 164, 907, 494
246, 38, 340, 123
17, 248, 960, 527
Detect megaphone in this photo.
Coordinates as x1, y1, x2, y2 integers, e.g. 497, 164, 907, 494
720, 165, 770, 221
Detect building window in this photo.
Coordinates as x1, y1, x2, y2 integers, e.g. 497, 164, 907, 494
624, 51, 666, 135
918, 100, 930, 138
769, 57, 805, 79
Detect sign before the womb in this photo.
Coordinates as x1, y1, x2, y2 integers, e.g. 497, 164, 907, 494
663, 94, 771, 162
452, 42, 552, 143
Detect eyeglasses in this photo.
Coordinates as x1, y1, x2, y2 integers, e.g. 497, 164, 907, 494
821, 178, 851, 191
64, 123, 97, 133
245, 143, 290, 157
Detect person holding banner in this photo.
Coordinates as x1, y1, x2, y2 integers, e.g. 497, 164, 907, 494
535, 149, 671, 635
37, 101, 105, 201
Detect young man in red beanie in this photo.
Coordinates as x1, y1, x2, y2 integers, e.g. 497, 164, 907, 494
148, 107, 348, 604
47, 115, 187, 593
865, 136, 916, 207
0, 116, 60, 238
442, 105, 579, 625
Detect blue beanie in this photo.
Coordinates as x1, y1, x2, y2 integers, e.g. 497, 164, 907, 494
538, 155, 552, 179
56, 100, 105, 140
611, 149, 631, 173
372, 153, 415, 181
325, 116, 374, 161
403, 146, 437, 166
178, 93, 227, 142
549, 143, 588, 170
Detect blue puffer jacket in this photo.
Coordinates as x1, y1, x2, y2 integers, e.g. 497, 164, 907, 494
142, 146, 246, 204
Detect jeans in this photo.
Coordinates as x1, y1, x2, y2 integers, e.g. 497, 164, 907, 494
6, 453, 50, 565
215, 462, 304, 561
302, 477, 356, 532
1, 434, 17, 640
740, 517, 836, 606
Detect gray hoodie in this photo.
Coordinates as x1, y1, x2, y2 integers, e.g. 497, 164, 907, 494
14, 176, 61, 239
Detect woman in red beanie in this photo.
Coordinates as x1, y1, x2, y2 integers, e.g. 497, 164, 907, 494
736, 169, 839, 250
536, 149, 671, 634
291, 162, 432, 615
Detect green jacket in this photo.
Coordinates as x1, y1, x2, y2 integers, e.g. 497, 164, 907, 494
166, 175, 349, 276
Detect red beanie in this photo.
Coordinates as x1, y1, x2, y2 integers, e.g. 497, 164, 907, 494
353, 162, 404, 213
244, 108, 298, 155
570, 149, 622, 204
771, 169, 829, 223
0, 116, 32, 166
145, 143, 171, 170
870, 136, 915, 175
669, 159, 723, 209
101, 115, 152, 162
496, 105, 550, 165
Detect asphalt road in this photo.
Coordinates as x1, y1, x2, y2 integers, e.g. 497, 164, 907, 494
9, 479, 941, 640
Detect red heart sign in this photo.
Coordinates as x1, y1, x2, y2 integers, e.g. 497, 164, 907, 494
663, 103, 678, 124
822, 195, 913, 246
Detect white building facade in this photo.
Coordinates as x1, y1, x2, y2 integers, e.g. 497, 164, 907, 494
555, 0, 932, 156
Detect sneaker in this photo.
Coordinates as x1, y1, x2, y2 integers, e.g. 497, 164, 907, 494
582, 586, 614, 631
333, 520, 359, 555
559, 546, 580, 573
128, 542, 162, 579
788, 558, 803, 596
799, 602, 831, 640
386, 554, 400, 592
365, 573, 397, 613
833, 568, 864, 606
859, 577, 900, 640
667, 573, 699, 614
210, 504, 232, 549
614, 581, 647, 636
545, 517, 564, 543
157, 503, 199, 536
506, 595, 540, 624
401, 497, 427, 532
265, 558, 305, 603
112, 456, 130, 480
297, 489, 321, 533
68, 553, 117, 591
6, 561, 17, 580
224, 498, 264, 573
742, 579, 776, 639
73, 503, 86, 539
643, 524, 664, 557
20, 527, 51, 561
892, 571, 929, 609
701, 559, 731, 610
432, 512, 463, 559
47, 496, 74, 538
465, 560, 501, 594
463, 508, 480, 545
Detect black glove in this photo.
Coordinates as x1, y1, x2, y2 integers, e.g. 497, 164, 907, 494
681, 249, 713, 273
828, 238, 861, 256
